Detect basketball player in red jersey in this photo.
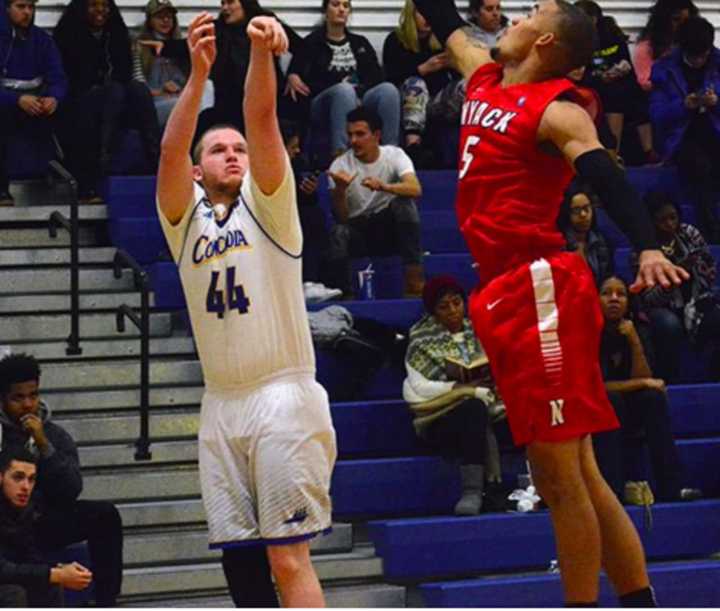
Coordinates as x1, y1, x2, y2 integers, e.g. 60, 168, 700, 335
413, 0, 689, 606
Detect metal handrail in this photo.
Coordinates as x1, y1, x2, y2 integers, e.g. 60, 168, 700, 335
114, 249, 152, 461
47, 162, 81, 356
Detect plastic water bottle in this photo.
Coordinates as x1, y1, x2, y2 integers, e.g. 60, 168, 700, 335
357, 264, 375, 300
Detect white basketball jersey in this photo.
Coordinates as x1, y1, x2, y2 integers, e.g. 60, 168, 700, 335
158, 161, 315, 390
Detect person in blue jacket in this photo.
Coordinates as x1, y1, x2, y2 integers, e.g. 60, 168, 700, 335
650, 16, 720, 241
0, 0, 67, 205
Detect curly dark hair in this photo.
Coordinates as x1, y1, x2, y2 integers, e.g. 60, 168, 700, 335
557, 178, 601, 234
0, 354, 40, 397
639, 0, 699, 59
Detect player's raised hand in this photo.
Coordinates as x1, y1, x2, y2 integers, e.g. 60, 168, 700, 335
247, 16, 289, 56
187, 13, 216, 79
630, 249, 689, 294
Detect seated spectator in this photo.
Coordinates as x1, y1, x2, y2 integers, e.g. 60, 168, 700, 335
467, 0, 508, 48
594, 276, 702, 502
198, 0, 301, 138
285, 0, 400, 158
403, 276, 504, 515
0, 354, 123, 607
0, 448, 93, 607
281, 121, 342, 303
53, 0, 160, 201
632, 192, 720, 383
326, 106, 424, 297
557, 179, 614, 286
634, 0, 697, 92
0, 0, 67, 206
575, 1, 657, 163
650, 16, 720, 241
133, 0, 213, 128
382, 0, 463, 166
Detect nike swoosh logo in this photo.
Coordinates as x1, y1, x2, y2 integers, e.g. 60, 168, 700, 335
487, 299, 503, 311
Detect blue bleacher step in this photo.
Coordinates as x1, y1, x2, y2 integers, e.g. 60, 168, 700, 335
367, 500, 720, 580
421, 210, 467, 254
103, 175, 158, 219
667, 384, 720, 436
332, 457, 461, 519
331, 400, 421, 457
328, 388, 720, 458
419, 558, 720, 608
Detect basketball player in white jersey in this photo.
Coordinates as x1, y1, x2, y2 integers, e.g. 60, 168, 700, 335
156, 13, 336, 607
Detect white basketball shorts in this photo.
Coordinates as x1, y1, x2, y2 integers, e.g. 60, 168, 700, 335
198, 373, 337, 547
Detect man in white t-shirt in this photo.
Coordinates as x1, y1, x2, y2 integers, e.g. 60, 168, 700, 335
155, 13, 336, 608
327, 106, 424, 297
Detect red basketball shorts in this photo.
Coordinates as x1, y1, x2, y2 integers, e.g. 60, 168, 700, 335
469, 251, 619, 447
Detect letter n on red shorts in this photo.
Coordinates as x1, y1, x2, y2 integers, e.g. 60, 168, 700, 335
469, 252, 619, 447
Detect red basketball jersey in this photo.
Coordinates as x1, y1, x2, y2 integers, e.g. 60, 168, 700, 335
456, 62, 582, 284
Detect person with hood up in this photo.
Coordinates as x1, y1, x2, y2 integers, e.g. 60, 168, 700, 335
0, 0, 67, 206
0, 353, 123, 607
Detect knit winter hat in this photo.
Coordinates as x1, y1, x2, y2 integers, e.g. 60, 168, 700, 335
422, 275, 465, 314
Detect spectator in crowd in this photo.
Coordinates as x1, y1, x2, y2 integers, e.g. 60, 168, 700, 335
285, 0, 400, 158
382, 0, 463, 166
594, 275, 702, 502
281, 120, 342, 303
467, 0, 508, 48
403, 276, 504, 515
0, 448, 93, 607
132, 0, 214, 128
650, 16, 720, 241
53, 0, 160, 201
634, 0, 698, 92
0, 0, 67, 206
326, 106, 424, 297
632, 192, 720, 383
575, 0, 657, 163
0, 354, 123, 607
557, 179, 614, 287
198, 0, 301, 137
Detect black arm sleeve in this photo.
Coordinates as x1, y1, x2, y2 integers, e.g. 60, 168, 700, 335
575, 149, 658, 252
412, 0, 466, 45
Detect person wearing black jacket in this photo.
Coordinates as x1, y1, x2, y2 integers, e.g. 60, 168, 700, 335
575, 0, 657, 163
53, 0, 160, 201
195, 0, 303, 140
0, 448, 92, 607
285, 0, 400, 157
0, 354, 123, 607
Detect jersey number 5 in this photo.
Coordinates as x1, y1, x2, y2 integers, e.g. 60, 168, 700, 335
459, 135, 481, 180
206, 267, 250, 319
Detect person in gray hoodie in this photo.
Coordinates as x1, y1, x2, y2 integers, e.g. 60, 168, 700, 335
0, 353, 123, 607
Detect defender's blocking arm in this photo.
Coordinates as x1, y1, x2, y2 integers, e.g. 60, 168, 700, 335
413, 0, 493, 79
539, 100, 689, 293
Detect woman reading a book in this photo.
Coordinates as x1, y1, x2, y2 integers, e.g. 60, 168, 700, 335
402, 275, 505, 515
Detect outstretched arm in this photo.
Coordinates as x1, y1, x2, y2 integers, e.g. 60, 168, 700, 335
157, 13, 216, 224
413, 0, 492, 79
243, 16, 289, 196
538, 100, 689, 293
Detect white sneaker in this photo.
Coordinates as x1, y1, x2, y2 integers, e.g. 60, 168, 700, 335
304, 282, 343, 304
